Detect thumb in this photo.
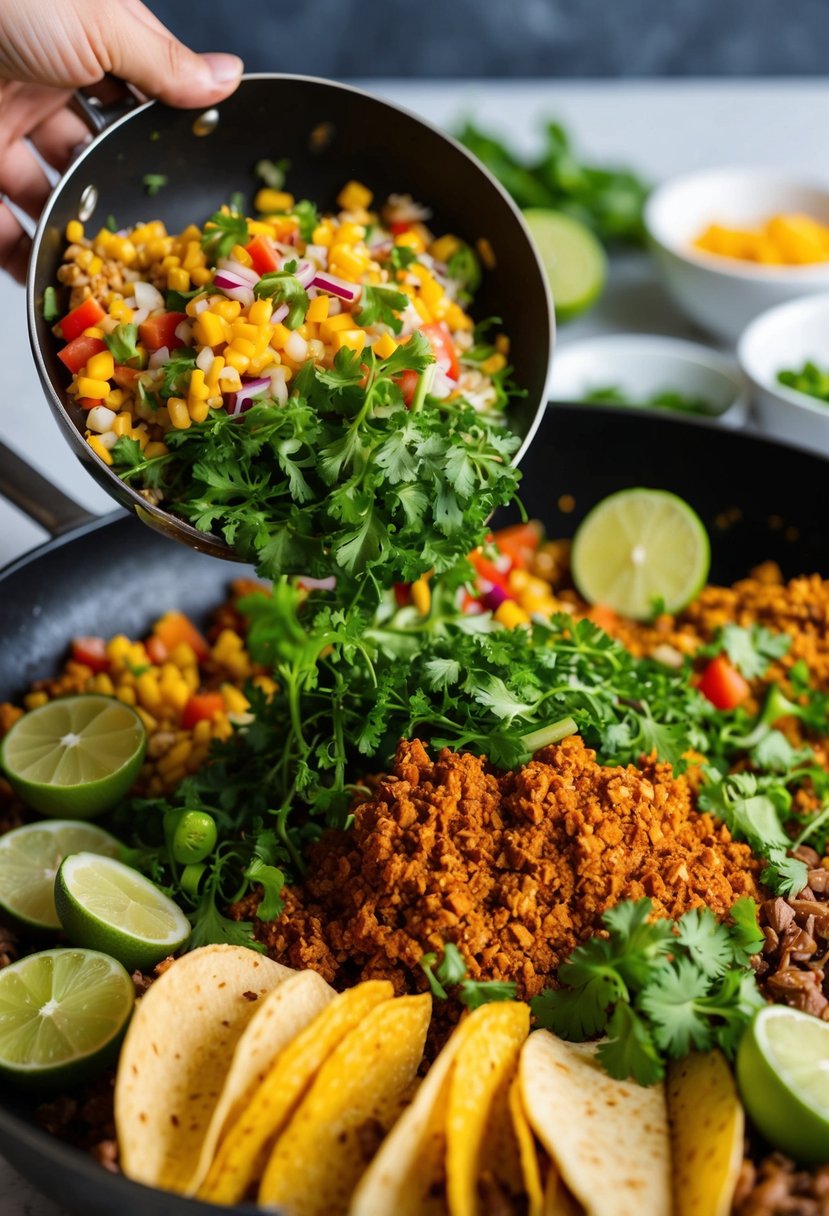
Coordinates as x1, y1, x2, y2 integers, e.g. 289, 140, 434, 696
99, 2, 242, 108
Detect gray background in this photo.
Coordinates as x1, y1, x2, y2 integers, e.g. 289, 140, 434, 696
151, 0, 829, 77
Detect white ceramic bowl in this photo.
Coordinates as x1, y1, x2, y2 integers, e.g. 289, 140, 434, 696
645, 168, 829, 343
549, 334, 749, 428
738, 292, 829, 454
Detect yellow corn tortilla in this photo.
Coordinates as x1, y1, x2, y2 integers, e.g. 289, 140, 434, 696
446, 1001, 531, 1216
187, 968, 334, 1195
114, 944, 292, 1194
543, 1168, 584, 1216
509, 1078, 545, 1216
520, 1031, 671, 1216
258, 992, 432, 1215
350, 1011, 481, 1216
198, 979, 394, 1205
667, 1051, 744, 1216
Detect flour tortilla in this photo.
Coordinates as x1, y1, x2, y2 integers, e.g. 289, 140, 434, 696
187, 968, 334, 1194
115, 945, 292, 1194
520, 1031, 671, 1216
667, 1051, 744, 1216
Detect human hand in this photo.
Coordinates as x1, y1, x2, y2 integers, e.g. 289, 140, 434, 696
0, 0, 243, 281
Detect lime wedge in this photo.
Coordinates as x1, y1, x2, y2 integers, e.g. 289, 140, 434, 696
0, 820, 121, 931
737, 1006, 829, 1164
0, 694, 146, 819
55, 853, 191, 972
0, 947, 134, 1085
571, 488, 710, 620
523, 208, 607, 322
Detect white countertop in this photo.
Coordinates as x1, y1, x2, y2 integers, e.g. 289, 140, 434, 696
3, 77, 829, 1213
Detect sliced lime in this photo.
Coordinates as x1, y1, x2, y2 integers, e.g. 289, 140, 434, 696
523, 208, 607, 322
0, 820, 121, 931
737, 1006, 829, 1164
571, 488, 710, 620
0, 947, 134, 1085
55, 853, 191, 972
0, 694, 146, 819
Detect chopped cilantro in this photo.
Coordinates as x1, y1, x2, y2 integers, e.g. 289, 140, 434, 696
700, 623, 792, 680
254, 271, 309, 330
389, 245, 417, 273
255, 157, 290, 190
160, 347, 198, 399
292, 199, 319, 243
201, 210, 250, 262
142, 173, 168, 197
104, 322, 139, 364
355, 285, 409, 334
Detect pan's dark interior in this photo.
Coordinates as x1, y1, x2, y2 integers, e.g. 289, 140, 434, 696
1, 405, 828, 1216
30, 75, 552, 519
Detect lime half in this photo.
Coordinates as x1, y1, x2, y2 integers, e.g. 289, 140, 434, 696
55, 853, 191, 972
738, 1006, 829, 1164
0, 694, 146, 818
523, 208, 607, 322
0, 947, 134, 1085
0, 820, 121, 931
571, 488, 710, 620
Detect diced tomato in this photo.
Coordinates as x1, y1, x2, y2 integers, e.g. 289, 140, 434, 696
58, 297, 105, 342
422, 321, 460, 380
71, 636, 110, 673
390, 221, 411, 236
152, 611, 210, 663
57, 334, 106, 374
181, 692, 226, 730
113, 365, 141, 392
393, 583, 412, 607
245, 235, 280, 276
146, 636, 168, 666
698, 655, 750, 710
470, 551, 511, 592
491, 522, 542, 570
76, 397, 102, 411
138, 312, 187, 352
586, 604, 620, 634
397, 369, 419, 406
461, 591, 484, 615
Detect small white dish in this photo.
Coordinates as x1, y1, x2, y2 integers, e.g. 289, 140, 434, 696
549, 334, 749, 428
738, 292, 829, 454
645, 168, 829, 343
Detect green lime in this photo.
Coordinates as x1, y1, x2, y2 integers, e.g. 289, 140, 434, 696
738, 1006, 829, 1164
571, 488, 710, 620
0, 947, 134, 1085
55, 852, 191, 972
0, 820, 121, 931
0, 694, 146, 819
523, 208, 607, 322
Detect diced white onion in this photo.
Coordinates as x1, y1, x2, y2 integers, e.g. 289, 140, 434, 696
305, 243, 328, 268
284, 332, 307, 362
193, 298, 211, 316
133, 281, 165, 311
96, 430, 119, 450
148, 346, 170, 370
268, 366, 289, 405
174, 320, 193, 344
196, 346, 215, 373
87, 406, 117, 433
130, 308, 149, 326
430, 369, 455, 400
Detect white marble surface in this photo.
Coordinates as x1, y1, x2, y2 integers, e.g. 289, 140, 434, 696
2, 76, 829, 1213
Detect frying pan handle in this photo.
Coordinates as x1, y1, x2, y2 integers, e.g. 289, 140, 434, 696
70, 77, 143, 136
0, 440, 96, 536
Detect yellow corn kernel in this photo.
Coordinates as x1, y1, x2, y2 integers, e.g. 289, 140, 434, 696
182, 241, 205, 271
253, 674, 278, 698
411, 578, 431, 616
112, 413, 132, 437
189, 399, 210, 423
87, 434, 113, 464
65, 220, 84, 244
445, 302, 473, 332
211, 297, 241, 321
167, 397, 191, 429
160, 739, 192, 773
231, 320, 260, 344
190, 266, 212, 287
373, 332, 398, 361
82, 327, 105, 341
168, 266, 190, 293
495, 333, 510, 355
108, 299, 134, 323
144, 441, 169, 459
136, 671, 162, 712
89, 673, 115, 696
248, 351, 278, 375
395, 230, 426, 254
311, 222, 334, 247
23, 691, 49, 712
333, 329, 366, 355
306, 339, 325, 363
76, 377, 110, 399
212, 712, 234, 742
85, 350, 114, 381
161, 254, 181, 271
480, 353, 507, 376
194, 311, 229, 348
224, 347, 250, 373
248, 298, 273, 327
246, 219, 277, 237
193, 719, 213, 744
220, 683, 250, 714
430, 234, 461, 262
411, 297, 433, 325
179, 223, 202, 243
336, 222, 367, 246
188, 368, 210, 402
476, 237, 496, 270
270, 322, 291, 351
169, 642, 197, 670
305, 294, 329, 324
205, 355, 226, 392
109, 237, 137, 265
329, 245, 367, 279
230, 244, 253, 267
255, 188, 294, 213
494, 601, 531, 629
115, 685, 137, 707
337, 180, 373, 210
319, 312, 353, 341
105, 389, 126, 410
135, 707, 158, 734
106, 635, 131, 663
161, 678, 190, 714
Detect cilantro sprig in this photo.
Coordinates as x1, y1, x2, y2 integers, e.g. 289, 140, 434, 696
201, 209, 250, 262
531, 898, 765, 1086
254, 271, 309, 330
420, 942, 518, 1011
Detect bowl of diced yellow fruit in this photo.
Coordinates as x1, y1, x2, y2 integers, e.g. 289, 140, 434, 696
645, 168, 829, 343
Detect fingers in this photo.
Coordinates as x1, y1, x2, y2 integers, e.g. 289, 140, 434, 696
29, 105, 90, 172
0, 199, 30, 283
0, 138, 51, 218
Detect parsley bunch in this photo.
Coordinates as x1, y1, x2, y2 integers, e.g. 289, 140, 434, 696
531, 898, 765, 1085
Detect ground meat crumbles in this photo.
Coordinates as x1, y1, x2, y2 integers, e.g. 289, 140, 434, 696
236, 735, 760, 998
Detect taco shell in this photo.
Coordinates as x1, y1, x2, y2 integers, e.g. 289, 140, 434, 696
520, 1030, 671, 1216
115, 944, 292, 1194
259, 992, 432, 1215
199, 979, 394, 1205
667, 1051, 744, 1216
509, 1078, 545, 1216
188, 968, 334, 1194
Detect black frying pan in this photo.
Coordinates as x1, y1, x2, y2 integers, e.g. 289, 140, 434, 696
26, 74, 554, 561
1, 404, 829, 1216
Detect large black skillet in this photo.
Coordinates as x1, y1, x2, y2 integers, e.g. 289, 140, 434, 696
1, 404, 828, 1216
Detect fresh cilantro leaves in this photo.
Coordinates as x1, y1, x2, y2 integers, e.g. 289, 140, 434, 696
160, 347, 199, 399
389, 245, 417, 273
201, 209, 250, 261
531, 898, 765, 1085
142, 173, 168, 197
355, 285, 409, 334
701, 624, 792, 680
420, 942, 518, 1011
255, 157, 290, 190
104, 322, 139, 364
254, 271, 309, 330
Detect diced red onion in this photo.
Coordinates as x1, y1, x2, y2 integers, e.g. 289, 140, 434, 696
134, 280, 165, 312
482, 585, 512, 612
271, 303, 289, 325
213, 268, 255, 307
148, 346, 170, 370
226, 377, 272, 416
310, 271, 361, 303
282, 258, 315, 288
219, 259, 260, 287
297, 575, 337, 591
